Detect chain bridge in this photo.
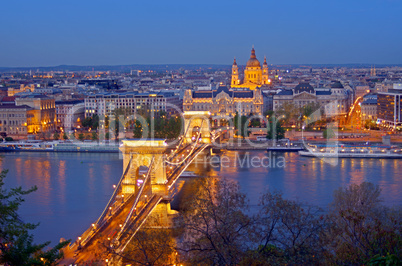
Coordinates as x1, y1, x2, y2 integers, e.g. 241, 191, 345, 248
61, 111, 232, 264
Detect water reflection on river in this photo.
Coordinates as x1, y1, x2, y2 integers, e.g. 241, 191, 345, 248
207, 151, 401, 209
0, 152, 122, 245
0, 151, 400, 245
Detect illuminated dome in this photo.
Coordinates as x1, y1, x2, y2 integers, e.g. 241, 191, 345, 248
246, 47, 261, 68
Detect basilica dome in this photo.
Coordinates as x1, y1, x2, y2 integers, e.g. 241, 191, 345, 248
246, 47, 261, 68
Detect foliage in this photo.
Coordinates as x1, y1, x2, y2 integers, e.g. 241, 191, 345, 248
91, 132, 98, 141
133, 112, 182, 139
276, 102, 299, 124
323, 128, 335, 139
368, 253, 401, 265
175, 179, 401, 265
78, 133, 84, 141
120, 221, 177, 266
248, 191, 326, 264
249, 117, 261, 128
179, 178, 252, 265
323, 182, 402, 264
62, 133, 68, 140
81, 115, 99, 130
53, 132, 59, 140
234, 112, 249, 139
364, 119, 379, 130
133, 120, 143, 138
4, 137, 13, 142
266, 116, 285, 140
0, 169, 70, 265
301, 102, 321, 118
301, 102, 321, 129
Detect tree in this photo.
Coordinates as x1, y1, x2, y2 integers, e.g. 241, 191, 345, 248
53, 132, 59, 140
81, 115, 99, 130
81, 117, 92, 128
119, 220, 177, 265
62, 133, 68, 140
0, 169, 70, 265
78, 133, 84, 141
266, 116, 285, 140
249, 117, 261, 128
133, 120, 143, 139
364, 119, 379, 130
166, 116, 182, 139
111, 108, 133, 140
91, 132, 98, 141
234, 112, 248, 139
178, 178, 252, 265
323, 128, 335, 139
276, 102, 299, 125
324, 182, 402, 264
300, 102, 321, 129
249, 190, 326, 264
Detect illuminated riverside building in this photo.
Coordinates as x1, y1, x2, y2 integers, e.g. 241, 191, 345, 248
55, 100, 85, 130
183, 48, 269, 124
377, 84, 402, 129
183, 85, 263, 121
273, 82, 351, 117
0, 104, 34, 137
15, 94, 56, 133
361, 93, 377, 121
231, 47, 270, 90
85, 91, 181, 118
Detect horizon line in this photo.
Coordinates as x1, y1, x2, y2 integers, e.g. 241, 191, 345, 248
1, 62, 402, 70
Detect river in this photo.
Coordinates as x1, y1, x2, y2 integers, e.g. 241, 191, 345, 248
0, 151, 401, 245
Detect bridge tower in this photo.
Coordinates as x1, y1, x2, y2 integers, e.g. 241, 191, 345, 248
120, 139, 176, 227
183, 111, 211, 144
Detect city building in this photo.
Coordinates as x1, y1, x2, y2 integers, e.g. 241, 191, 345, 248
0, 104, 34, 137
7, 84, 35, 96
231, 47, 270, 90
183, 85, 264, 124
55, 99, 85, 130
15, 94, 56, 133
273, 82, 351, 117
85, 91, 181, 118
355, 84, 371, 98
377, 84, 402, 128
361, 93, 377, 122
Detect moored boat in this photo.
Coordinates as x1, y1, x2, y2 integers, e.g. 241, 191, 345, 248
299, 143, 402, 158
267, 139, 305, 152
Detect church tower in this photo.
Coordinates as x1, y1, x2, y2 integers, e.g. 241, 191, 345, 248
231, 58, 239, 85
243, 46, 262, 85
231, 46, 267, 90
262, 56, 269, 84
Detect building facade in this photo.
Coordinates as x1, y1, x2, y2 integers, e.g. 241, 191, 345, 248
183, 85, 263, 122
85, 91, 181, 118
377, 85, 402, 128
361, 93, 377, 122
15, 94, 56, 133
0, 104, 34, 137
55, 100, 85, 130
273, 82, 351, 118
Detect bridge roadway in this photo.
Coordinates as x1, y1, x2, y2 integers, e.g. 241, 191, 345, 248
61, 130, 226, 264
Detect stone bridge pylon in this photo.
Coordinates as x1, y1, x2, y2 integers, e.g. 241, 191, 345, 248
183, 111, 212, 144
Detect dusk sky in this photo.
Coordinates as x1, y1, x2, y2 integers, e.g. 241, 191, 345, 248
1, 0, 401, 67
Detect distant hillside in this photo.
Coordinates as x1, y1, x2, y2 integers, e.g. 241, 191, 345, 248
0, 64, 232, 73
0, 63, 401, 73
